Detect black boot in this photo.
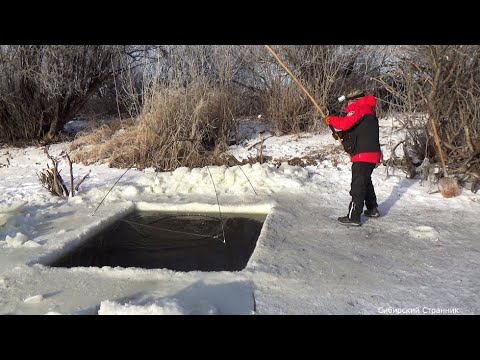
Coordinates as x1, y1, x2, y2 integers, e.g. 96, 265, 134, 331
364, 207, 380, 217
337, 216, 361, 226
337, 202, 361, 226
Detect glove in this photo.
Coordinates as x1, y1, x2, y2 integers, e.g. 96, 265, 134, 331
332, 130, 344, 140
323, 116, 331, 125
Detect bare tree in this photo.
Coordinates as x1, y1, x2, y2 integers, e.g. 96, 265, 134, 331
0, 45, 140, 144
248, 45, 390, 134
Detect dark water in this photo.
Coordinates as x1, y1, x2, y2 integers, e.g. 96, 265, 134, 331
50, 212, 265, 271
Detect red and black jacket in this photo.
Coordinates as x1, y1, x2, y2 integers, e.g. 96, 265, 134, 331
328, 94, 381, 163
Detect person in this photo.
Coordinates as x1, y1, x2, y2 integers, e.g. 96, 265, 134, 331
324, 89, 382, 226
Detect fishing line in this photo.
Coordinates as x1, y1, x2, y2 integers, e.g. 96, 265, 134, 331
206, 165, 226, 243
91, 166, 132, 216
122, 219, 223, 240
236, 164, 258, 196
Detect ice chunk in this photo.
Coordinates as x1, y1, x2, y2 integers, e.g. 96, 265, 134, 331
24, 294, 44, 304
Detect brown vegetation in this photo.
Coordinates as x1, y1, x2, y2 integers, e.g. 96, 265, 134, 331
0, 45, 478, 193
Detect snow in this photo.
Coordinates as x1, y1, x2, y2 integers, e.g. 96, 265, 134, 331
0, 117, 479, 315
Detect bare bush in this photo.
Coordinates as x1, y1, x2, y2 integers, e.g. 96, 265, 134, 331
375, 45, 480, 186
38, 148, 89, 198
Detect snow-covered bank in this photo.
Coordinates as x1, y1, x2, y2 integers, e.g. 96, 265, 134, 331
0, 121, 478, 315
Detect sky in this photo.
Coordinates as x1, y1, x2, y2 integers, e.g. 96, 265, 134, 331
0, 117, 478, 315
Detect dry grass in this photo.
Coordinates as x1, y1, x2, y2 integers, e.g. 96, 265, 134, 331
70, 83, 240, 170
69, 118, 135, 163
261, 83, 319, 135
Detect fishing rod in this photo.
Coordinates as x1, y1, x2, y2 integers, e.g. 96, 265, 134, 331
264, 45, 342, 141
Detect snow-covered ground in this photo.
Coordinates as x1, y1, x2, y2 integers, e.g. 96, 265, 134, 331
0, 117, 478, 315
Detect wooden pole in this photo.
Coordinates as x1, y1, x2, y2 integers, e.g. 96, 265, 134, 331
264, 45, 327, 119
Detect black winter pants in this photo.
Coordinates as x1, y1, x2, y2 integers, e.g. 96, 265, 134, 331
348, 162, 378, 221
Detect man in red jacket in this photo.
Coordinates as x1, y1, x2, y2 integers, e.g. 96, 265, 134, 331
325, 90, 382, 226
